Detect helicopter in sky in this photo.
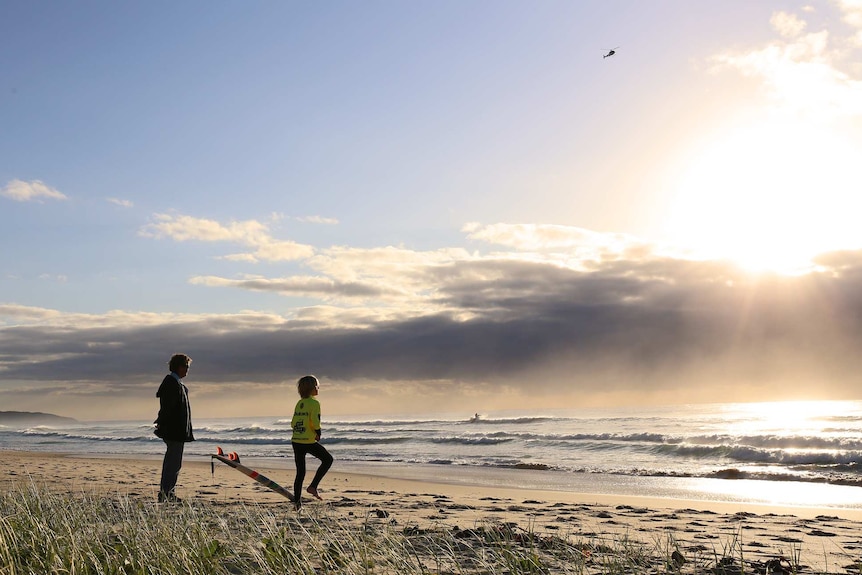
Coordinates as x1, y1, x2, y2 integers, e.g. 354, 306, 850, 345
603, 47, 619, 59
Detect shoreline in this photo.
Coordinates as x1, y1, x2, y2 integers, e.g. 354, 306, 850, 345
4, 450, 862, 572
9, 449, 862, 521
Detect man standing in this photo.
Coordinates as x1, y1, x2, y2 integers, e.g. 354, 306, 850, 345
154, 353, 194, 502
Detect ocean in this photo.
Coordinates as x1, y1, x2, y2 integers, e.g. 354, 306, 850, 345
4, 400, 862, 511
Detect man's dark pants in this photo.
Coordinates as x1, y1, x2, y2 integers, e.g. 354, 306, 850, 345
160, 439, 184, 497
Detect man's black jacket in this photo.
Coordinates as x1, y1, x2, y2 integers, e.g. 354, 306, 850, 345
154, 374, 194, 442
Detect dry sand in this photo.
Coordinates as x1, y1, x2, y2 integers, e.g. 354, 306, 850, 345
3, 450, 862, 573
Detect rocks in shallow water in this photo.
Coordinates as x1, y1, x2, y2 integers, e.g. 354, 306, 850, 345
512, 463, 550, 470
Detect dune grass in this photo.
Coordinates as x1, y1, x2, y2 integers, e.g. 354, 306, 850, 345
0, 481, 849, 574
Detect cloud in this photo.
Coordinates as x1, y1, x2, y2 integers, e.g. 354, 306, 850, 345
0, 304, 62, 323
140, 213, 315, 262
194, 244, 479, 312
189, 275, 401, 300
106, 197, 134, 208
297, 215, 340, 225
464, 222, 654, 262
251, 240, 316, 262
1, 180, 67, 202
219, 253, 261, 263
838, 0, 862, 28
6, 224, 862, 419
141, 213, 269, 242
770, 11, 807, 38
37, 274, 68, 283
713, 17, 862, 118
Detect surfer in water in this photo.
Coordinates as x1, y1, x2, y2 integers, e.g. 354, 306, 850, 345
154, 353, 194, 503
290, 375, 334, 511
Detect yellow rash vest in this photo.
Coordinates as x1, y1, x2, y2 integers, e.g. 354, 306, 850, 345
291, 397, 321, 444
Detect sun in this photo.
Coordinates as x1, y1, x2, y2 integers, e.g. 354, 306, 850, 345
663, 117, 862, 274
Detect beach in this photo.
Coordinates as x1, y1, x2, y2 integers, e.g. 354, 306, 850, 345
3, 450, 862, 574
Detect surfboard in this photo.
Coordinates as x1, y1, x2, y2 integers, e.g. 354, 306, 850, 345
211, 446, 295, 502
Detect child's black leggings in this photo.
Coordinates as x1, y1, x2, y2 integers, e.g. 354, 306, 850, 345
292, 441, 333, 497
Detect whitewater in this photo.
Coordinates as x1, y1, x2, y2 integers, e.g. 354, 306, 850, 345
4, 400, 862, 510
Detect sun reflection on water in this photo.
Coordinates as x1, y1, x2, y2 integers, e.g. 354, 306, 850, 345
720, 400, 858, 436
692, 476, 862, 508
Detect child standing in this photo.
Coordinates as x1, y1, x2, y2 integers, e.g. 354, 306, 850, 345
291, 375, 334, 510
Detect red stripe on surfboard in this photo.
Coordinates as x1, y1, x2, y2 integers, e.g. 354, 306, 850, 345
250, 471, 259, 479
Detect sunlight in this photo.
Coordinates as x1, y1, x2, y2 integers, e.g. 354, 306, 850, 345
664, 118, 862, 274
696, 476, 862, 508
727, 399, 853, 434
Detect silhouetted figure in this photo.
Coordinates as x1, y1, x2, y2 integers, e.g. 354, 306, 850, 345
154, 353, 194, 502
291, 375, 334, 511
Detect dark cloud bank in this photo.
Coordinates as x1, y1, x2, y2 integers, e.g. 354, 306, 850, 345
3, 250, 862, 412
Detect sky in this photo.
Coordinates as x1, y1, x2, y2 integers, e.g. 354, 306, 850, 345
3, 1, 862, 421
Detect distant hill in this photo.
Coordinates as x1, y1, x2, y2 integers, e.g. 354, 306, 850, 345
0, 411, 78, 427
